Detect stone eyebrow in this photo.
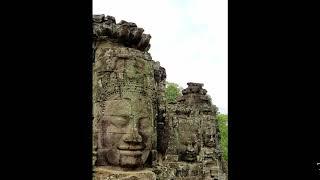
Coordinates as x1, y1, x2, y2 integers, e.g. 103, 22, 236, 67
107, 112, 131, 116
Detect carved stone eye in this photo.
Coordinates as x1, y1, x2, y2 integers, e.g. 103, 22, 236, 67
108, 116, 130, 128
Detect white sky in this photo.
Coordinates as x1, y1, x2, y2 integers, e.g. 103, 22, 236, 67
93, 0, 228, 114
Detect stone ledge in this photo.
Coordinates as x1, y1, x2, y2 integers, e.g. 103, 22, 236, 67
93, 166, 156, 180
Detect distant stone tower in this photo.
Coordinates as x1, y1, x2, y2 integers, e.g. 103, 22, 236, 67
156, 82, 227, 180
92, 14, 167, 180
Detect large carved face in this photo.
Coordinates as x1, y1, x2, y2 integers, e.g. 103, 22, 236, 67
203, 127, 216, 148
97, 94, 154, 168
177, 120, 200, 162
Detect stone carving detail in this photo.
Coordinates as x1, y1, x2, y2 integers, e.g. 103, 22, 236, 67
93, 14, 168, 180
93, 14, 227, 180
156, 83, 227, 180
93, 14, 151, 52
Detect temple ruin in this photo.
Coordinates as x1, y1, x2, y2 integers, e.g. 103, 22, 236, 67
157, 83, 227, 180
92, 14, 227, 180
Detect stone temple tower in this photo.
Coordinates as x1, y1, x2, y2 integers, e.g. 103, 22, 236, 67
156, 82, 227, 180
92, 14, 167, 180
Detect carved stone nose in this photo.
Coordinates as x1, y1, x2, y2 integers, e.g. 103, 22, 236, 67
123, 128, 143, 143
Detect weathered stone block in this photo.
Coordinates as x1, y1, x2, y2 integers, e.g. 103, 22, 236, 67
94, 167, 156, 180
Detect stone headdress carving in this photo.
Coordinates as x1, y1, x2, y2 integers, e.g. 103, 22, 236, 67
93, 14, 151, 52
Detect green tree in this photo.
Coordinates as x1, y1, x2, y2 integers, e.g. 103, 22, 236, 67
165, 82, 182, 103
217, 114, 228, 161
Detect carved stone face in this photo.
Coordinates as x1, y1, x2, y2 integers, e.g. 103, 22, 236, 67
203, 127, 216, 148
177, 121, 200, 162
97, 94, 154, 168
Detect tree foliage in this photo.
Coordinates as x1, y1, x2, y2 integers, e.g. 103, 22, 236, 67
165, 82, 182, 103
217, 114, 228, 161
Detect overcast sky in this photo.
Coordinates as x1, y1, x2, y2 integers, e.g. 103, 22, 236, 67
93, 0, 228, 114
